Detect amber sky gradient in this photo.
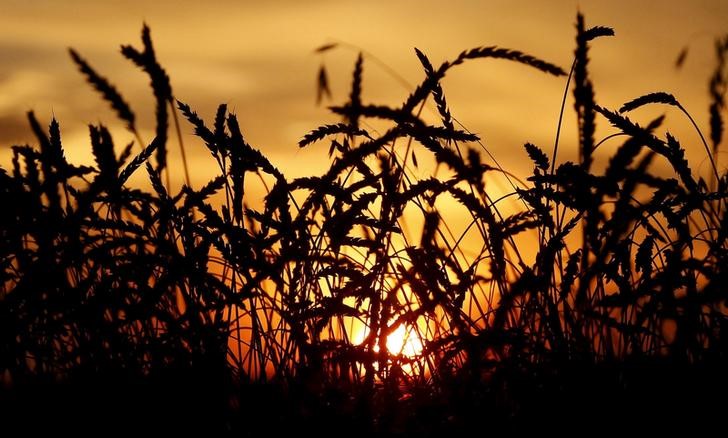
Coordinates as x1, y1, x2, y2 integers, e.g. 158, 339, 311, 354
0, 0, 726, 186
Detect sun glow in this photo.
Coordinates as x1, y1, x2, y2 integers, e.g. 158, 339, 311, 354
352, 323, 424, 358
386, 324, 424, 357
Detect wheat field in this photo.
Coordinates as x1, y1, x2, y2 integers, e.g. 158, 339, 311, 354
0, 12, 726, 436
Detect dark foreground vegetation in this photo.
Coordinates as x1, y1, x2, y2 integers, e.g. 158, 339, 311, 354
1, 14, 727, 436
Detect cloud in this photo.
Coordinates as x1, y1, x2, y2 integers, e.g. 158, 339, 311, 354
0, 70, 60, 114
0, 114, 33, 146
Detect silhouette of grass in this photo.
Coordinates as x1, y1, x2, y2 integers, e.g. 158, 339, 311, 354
1, 14, 727, 436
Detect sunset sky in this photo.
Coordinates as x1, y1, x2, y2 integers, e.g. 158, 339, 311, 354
1, 0, 726, 185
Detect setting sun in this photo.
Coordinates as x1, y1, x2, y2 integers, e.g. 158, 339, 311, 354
352, 323, 424, 358
386, 325, 424, 358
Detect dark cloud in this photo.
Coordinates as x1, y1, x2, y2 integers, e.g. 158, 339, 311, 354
0, 114, 33, 146
0, 42, 65, 67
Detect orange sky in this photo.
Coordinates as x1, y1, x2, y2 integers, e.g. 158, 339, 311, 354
0, 0, 726, 185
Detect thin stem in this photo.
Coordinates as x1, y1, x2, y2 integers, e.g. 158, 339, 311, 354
677, 103, 720, 185
170, 99, 192, 188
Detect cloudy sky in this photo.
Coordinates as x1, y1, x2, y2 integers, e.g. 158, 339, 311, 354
0, 0, 726, 185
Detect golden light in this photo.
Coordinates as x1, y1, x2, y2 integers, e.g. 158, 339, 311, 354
353, 323, 424, 358
386, 324, 424, 357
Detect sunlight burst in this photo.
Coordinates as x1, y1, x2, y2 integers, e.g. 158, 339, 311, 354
352, 324, 424, 357
386, 324, 423, 357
